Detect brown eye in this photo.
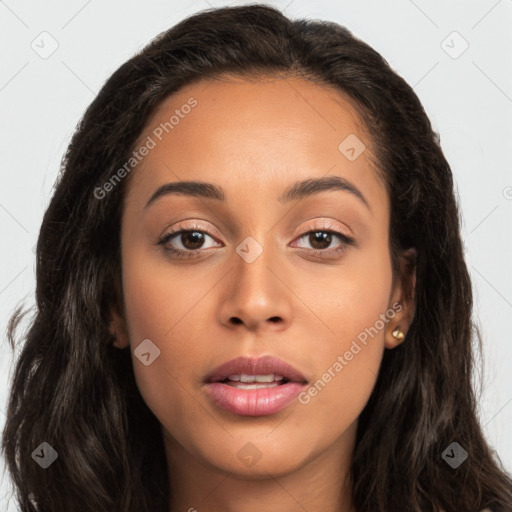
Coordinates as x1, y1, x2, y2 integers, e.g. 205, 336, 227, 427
176, 231, 207, 250
156, 225, 221, 259
293, 229, 354, 254
308, 231, 333, 250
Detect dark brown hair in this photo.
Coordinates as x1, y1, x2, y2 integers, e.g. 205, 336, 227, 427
3, 4, 512, 511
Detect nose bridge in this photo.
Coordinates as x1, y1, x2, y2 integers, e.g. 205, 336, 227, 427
219, 232, 291, 330
233, 233, 277, 300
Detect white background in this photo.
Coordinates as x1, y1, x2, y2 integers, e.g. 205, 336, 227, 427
1, 0, 511, 509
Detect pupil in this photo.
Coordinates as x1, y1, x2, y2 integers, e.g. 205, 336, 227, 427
183, 231, 204, 250
310, 231, 331, 249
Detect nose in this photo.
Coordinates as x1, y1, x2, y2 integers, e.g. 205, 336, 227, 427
217, 240, 293, 333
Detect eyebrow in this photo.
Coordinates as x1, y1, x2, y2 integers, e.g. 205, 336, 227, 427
144, 175, 370, 211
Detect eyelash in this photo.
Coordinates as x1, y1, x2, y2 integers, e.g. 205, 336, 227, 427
156, 222, 355, 259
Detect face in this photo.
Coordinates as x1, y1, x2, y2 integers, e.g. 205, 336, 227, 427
112, 75, 414, 480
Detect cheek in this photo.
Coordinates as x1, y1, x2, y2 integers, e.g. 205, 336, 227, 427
299, 232, 393, 349
119, 244, 200, 420
120, 236, 211, 343
295, 240, 393, 424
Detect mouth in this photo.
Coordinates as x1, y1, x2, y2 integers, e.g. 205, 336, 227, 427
204, 354, 308, 386
213, 373, 291, 389
203, 355, 308, 416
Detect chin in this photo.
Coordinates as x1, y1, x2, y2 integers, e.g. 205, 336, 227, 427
196, 432, 316, 478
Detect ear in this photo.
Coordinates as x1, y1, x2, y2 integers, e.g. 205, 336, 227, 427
109, 305, 130, 349
106, 270, 130, 349
385, 247, 416, 349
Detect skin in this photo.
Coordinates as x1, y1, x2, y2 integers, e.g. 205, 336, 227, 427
110, 74, 415, 512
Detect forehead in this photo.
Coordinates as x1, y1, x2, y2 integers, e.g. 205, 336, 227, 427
124, 74, 386, 213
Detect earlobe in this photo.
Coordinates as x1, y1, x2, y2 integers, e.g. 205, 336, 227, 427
385, 325, 407, 349
109, 309, 130, 349
385, 247, 416, 349
112, 336, 129, 350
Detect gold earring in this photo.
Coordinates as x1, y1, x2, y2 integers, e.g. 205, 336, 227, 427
391, 327, 405, 341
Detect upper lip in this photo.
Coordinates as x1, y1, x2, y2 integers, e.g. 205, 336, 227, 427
204, 355, 308, 384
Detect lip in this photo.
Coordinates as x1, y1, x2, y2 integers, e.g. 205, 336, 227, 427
203, 355, 308, 417
204, 354, 308, 384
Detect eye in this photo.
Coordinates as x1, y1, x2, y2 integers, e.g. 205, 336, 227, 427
155, 221, 355, 260
292, 229, 355, 255
156, 223, 221, 258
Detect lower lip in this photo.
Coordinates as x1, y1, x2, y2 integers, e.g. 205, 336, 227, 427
204, 381, 306, 416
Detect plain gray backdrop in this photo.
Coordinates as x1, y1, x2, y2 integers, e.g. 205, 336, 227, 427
1, 0, 511, 509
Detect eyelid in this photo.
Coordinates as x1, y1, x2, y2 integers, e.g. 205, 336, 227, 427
160, 220, 222, 240
294, 218, 352, 238
160, 218, 352, 242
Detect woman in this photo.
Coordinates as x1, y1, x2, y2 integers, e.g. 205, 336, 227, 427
2, 4, 512, 511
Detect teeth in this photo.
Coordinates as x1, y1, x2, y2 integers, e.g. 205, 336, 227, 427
228, 382, 280, 390
228, 374, 284, 383
254, 374, 274, 383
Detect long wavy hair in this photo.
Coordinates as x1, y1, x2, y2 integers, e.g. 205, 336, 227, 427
3, 4, 512, 511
